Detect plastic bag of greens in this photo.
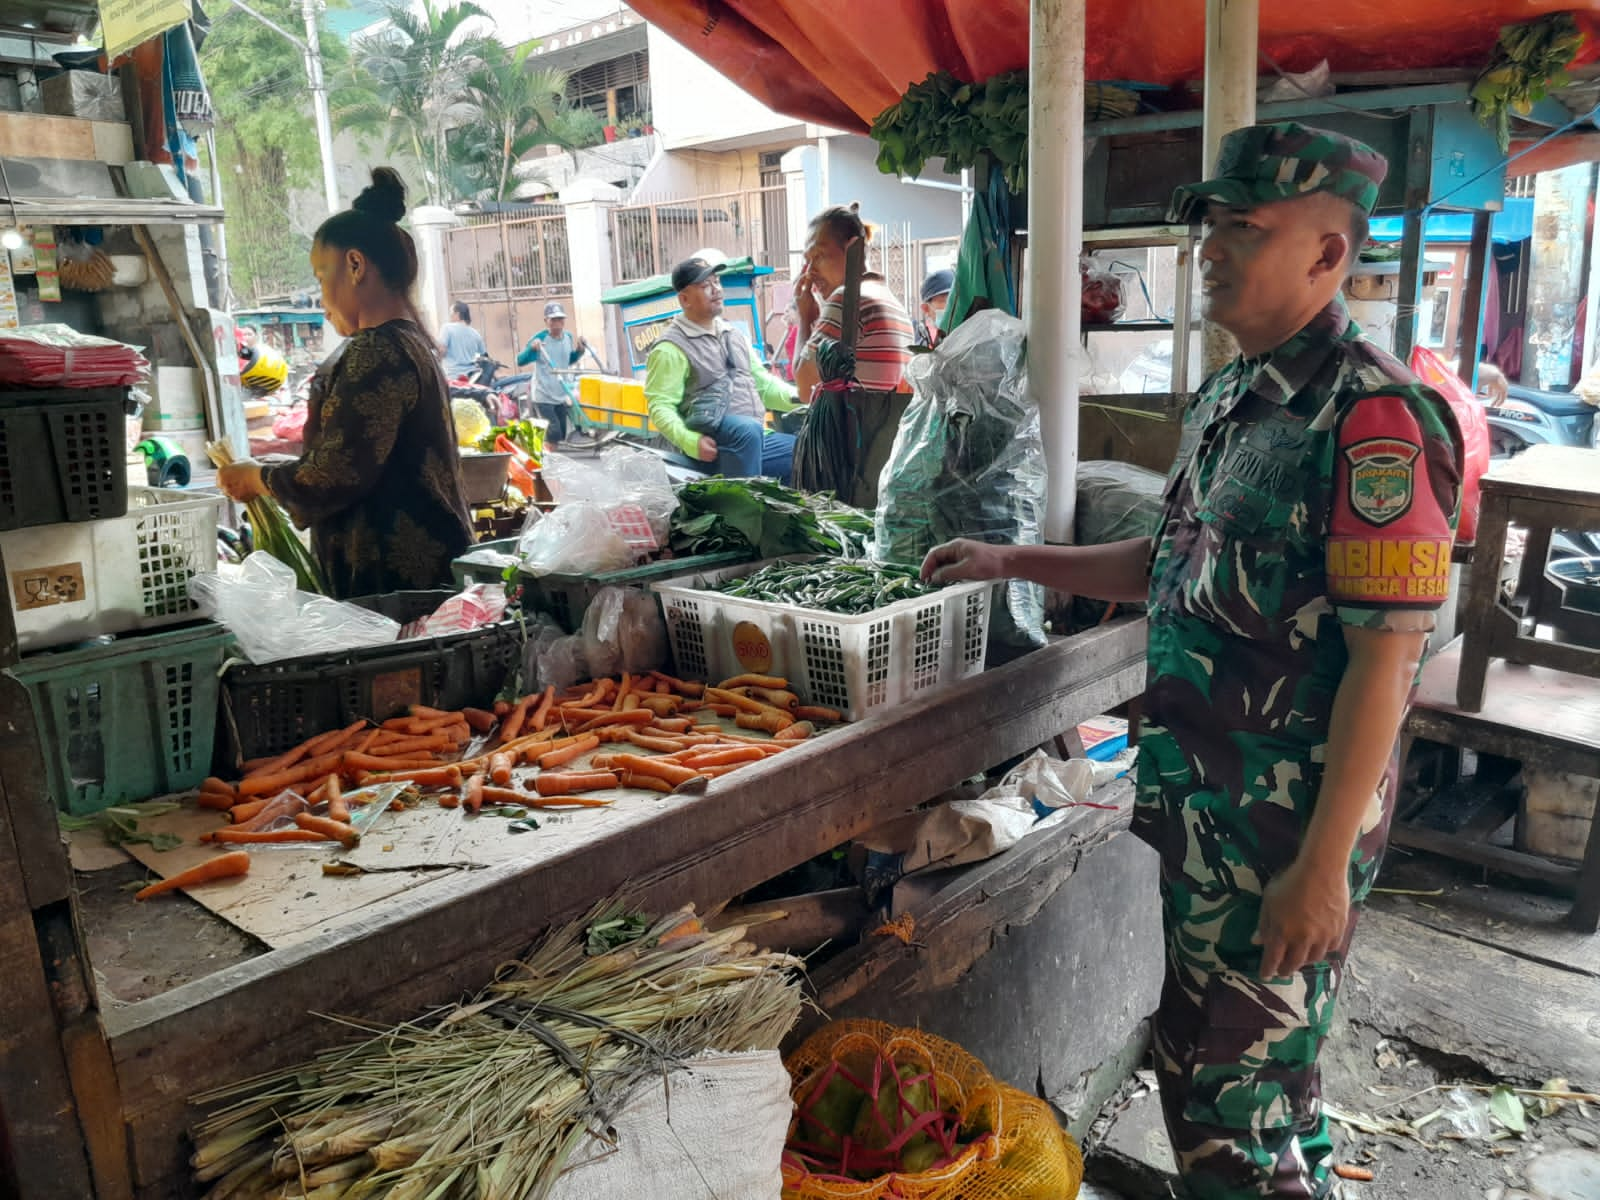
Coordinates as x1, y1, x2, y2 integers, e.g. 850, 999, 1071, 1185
1075, 460, 1167, 548
875, 309, 1045, 652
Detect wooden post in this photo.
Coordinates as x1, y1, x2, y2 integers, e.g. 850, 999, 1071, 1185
1029, 0, 1086, 545
1456, 210, 1494, 389
1200, 0, 1258, 374
1394, 108, 1433, 363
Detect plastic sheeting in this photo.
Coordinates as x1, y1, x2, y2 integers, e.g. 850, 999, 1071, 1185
628, 0, 1600, 130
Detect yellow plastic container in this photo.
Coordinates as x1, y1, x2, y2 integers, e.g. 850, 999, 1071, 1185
577, 373, 652, 432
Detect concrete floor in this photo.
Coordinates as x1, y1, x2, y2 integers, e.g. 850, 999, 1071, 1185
1082, 850, 1600, 1200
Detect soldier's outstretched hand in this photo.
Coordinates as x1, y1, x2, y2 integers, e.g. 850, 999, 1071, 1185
922, 539, 1007, 585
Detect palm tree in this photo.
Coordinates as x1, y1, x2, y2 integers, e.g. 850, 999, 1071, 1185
340, 0, 496, 206
463, 43, 603, 202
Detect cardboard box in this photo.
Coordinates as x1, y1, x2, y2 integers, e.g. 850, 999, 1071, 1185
148, 366, 204, 423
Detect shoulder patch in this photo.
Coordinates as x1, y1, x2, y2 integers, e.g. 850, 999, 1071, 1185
1343, 436, 1419, 526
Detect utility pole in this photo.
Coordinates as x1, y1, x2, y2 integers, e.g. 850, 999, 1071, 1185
223, 0, 341, 217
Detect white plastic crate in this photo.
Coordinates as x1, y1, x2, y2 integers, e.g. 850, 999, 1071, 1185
1, 486, 224, 651
654, 561, 991, 721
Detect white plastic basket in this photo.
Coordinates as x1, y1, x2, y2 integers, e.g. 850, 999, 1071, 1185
654, 560, 991, 721
2, 486, 224, 652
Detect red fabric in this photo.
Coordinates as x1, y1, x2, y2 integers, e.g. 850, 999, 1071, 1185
631, 0, 1600, 130
1408, 345, 1491, 546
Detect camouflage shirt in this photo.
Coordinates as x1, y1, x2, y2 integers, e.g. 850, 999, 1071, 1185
1132, 297, 1463, 899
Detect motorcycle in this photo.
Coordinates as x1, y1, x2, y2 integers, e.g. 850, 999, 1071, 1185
1482, 381, 1600, 560
448, 354, 517, 425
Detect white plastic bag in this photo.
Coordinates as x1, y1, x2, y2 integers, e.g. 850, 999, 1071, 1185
548, 1051, 792, 1200
580, 586, 667, 679
519, 502, 633, 578
189, 552, 401, 663
543, 444, 678, 544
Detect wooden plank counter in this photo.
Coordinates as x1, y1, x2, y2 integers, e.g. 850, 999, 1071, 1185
87, 619, 1147, 1196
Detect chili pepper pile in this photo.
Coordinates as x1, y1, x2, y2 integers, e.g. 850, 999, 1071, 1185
715, 561, 937, 615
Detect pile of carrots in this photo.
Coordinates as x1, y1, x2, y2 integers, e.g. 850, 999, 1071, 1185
191, 669, 841, 833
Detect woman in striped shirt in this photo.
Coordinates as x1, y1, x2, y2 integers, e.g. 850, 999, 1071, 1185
793, 204, 914, 403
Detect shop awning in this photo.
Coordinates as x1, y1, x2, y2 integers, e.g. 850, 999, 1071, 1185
629, 0, 1600, 132
1368, 196, 1537, 245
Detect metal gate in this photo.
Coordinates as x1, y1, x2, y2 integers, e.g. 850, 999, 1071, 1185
442, 212, 575, 365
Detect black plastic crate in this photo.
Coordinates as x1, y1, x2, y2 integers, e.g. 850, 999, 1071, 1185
0, 387, 132, 530
217, 590, 524, 764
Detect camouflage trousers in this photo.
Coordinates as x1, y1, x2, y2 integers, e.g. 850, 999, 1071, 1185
1152, 880, 1356, 1199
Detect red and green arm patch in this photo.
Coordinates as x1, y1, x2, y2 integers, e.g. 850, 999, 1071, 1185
1327, 394, 1457, 609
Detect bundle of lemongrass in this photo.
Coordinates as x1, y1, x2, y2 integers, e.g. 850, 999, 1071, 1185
207, 438, 328, 595
189, 904, 804, 1199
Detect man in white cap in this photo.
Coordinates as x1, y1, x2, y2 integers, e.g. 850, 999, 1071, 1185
517, 301, 592, 443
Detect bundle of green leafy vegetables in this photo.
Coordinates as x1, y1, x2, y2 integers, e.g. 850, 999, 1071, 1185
669, 478, 874, 560
871, 70, 1029, 192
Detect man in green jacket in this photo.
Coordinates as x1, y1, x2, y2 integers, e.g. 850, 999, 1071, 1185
644, 256, 799, 481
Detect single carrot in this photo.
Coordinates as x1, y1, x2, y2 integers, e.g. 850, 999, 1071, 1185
438, 792, 461, 809
649, 671, 705, 697
238, 754, 277, 773
380, 716, 416, 732
493, 699, 512, 717
305, 721, 368, 757
601, 754, 703, 787
621, 693, 640, 712
325, 775, 349, 823
578, 710, 655, 733
651, 717, 693, 733
655, 680, 671, 695
212, 828, 329, 845
237, 751, 346, 797
367, 734, 456, 758
637, 695, 680, 717
625, 730, 692, 754
499, 694, 535, 744
718, 673, 788, 691
530, 686, 556, 731
695, 764, 746, 778
338, 752, 444, 775
736, 711, 794, 734
354, 729, 383, 754
568, 683, 606, 709
359, 764, 462, 789
707, 732, 794, 750
557, 706, 615, 722
692, 703, 739, 718
533, 771, 619, 796
775, 721, 815, 742
741, 687, 800, 711
795, 705, 844, 724
229, 797, 271, 823
196, 791, 235, 813
524, 795, 612, 809
293, 812, 360, 847
200, 776, 235, 796
488, 752, 514, 786
408, 704, 455, 721
1333, 1166, 1375, 1183
134, 851, 250, 900
538, 733, 599, 770
461, 707, 497, 733
618, 771, 675, 794
612, 673, 633, 711
681, 747, 767, 768
464, 772, 486, 814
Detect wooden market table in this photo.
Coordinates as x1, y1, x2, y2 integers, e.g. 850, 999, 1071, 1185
0, 618, 1148, 1200
1396, 636, 1600, 933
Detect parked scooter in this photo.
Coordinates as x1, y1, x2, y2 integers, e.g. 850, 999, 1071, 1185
448, 354, 516, 425
1482, 381, 1600, 559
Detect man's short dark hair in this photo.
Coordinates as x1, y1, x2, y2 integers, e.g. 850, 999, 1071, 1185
452, 301, 470, 322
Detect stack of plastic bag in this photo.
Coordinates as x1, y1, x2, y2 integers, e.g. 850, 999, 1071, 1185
0, 324, 149, 386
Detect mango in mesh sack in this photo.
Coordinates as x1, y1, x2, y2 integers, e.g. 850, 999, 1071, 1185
782, 1020, 1084, 1199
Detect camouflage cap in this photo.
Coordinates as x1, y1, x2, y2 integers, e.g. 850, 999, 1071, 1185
1169, 122, 1388, 222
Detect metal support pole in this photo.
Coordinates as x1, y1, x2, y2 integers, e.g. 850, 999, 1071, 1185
1200, 0, 1258, 373
1456, 210, 1493, 391
1585, 162, 1600, 375
302, 0, 340, 216
205, 129, 233, 308
1394, 109, 1433, 363
1030, 0, 1086, 545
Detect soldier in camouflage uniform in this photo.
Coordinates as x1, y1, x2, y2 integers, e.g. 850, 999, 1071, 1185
925, 123, 1464, 1198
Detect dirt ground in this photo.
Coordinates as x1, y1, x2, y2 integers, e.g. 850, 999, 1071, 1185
1082, 849, 1600, 1200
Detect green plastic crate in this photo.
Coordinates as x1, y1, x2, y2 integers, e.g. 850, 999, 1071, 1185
10, 622, 229, 814
451, 537, 520, 589
518, 550, 754, 633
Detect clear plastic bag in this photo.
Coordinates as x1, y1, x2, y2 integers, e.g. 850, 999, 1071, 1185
1119, 340, 1174, 394
543, 445, 679, 545
534, 632, 589, 693
189, 552, 401, 664
1076, 461, 1168, 548
1081, 258, 1126, 325
876, 309, 1046, 650
580, 586, 668, 680
519, 502, 634, 579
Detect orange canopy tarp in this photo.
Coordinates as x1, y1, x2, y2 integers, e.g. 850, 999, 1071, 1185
630, 0, 1600, 131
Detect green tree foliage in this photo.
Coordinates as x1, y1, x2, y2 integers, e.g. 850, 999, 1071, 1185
455, 42, 601, 202
340, 0, 496, 207
200, 0, 372, 303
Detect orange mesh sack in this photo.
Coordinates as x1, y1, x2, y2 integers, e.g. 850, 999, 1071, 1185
782, 1020, 1085, 1200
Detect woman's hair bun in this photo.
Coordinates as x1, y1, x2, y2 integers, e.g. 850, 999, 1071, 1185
351, 167, 407, 224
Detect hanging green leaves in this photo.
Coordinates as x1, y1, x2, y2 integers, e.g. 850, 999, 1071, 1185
871, 70, 1030, 193
1469, 12, 1586, 152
